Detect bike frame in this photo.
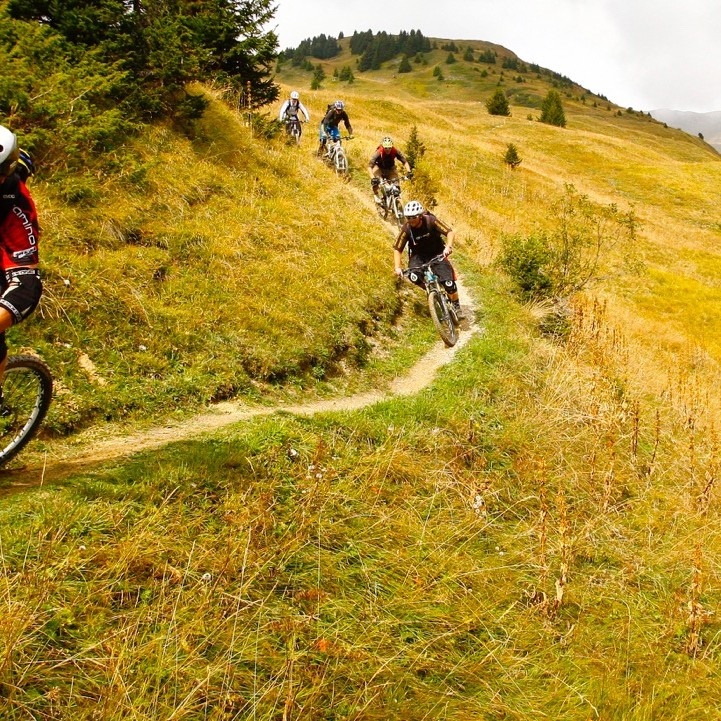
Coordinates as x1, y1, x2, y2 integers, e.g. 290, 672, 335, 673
285, 118, 302, 143
403, 253, 459, 347
377, 176, 407, 227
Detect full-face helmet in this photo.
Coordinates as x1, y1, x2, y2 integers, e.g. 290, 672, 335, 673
0, 125, 19, 178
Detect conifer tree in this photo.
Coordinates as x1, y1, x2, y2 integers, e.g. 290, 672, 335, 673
540, 90, 566, 127
504, 143, 522, 168
486, 88, 510, 116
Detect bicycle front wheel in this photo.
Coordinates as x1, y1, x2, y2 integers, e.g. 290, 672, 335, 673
0, 355, 53, 465
335, 148, 348, 176
390, 196, 404, 228
428, 290, 458, 347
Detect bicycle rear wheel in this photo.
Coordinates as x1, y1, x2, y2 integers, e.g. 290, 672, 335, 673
428, 290, 458, 347
0, 355, 53, 465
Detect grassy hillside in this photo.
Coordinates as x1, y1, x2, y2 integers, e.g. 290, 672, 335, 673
3, 34, 721, 720
17, 84, 420, 437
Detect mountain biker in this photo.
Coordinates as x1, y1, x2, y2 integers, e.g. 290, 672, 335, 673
368, 136, 412, 204
393, 200, 464, 319
279, 90, 310, 132
0, 125, 42, 383
319, 100, 353, 154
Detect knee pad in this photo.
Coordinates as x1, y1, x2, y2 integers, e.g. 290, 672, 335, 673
444, 279, 457, 294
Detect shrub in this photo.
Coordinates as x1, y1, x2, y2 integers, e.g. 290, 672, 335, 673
486, 88, 510, 116
504, 143, 522, 169
497, 184, 639, 300
497, 233, 555, 299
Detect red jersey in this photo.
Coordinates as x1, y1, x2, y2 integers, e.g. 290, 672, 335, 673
0, 172, 39, 269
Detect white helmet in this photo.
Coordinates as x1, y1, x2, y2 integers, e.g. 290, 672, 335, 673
0, 125, 19, 178
290, 91, 299, 100
334, 100, 344, 110
403, 200, 424, 218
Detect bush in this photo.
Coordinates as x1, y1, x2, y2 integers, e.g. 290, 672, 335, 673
486, 88, 510, 116
497, 233, 555, 299
504, 143, 522, 169
496, 184, 639, 300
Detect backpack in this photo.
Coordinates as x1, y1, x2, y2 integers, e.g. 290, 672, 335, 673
377, 145, 397, 161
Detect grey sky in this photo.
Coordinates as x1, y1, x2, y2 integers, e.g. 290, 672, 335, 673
269, 0, 721, 113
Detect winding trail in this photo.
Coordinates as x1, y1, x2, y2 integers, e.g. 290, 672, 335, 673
0, 282, 479, 494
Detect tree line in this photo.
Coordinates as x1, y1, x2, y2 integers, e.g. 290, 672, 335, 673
281, 29, 432, 72
1, 0, 279, 169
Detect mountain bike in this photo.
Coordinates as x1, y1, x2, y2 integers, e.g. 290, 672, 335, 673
285, 118, 303, 145
403, 254, 460, 347
321, 135, 352, 178
376, 175, 409, 228
0, 355, 53, 466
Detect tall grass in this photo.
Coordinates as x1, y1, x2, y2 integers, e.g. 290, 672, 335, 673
4, 33, 721, 719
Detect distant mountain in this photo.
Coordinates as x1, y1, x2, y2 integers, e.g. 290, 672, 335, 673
649, 109, 721, 152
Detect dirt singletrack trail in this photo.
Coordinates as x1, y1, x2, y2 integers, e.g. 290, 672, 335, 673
0, 280, 480, 494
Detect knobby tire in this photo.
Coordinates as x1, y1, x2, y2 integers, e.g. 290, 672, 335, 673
0, 355, 53, 466
390, 196, 404, 228
428, 290, 458, 347
335, 147, 348, 177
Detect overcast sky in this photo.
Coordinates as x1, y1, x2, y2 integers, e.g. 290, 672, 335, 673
269, 0, 721, 114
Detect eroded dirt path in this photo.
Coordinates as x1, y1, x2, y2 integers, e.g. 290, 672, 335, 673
0, 282, 479, 495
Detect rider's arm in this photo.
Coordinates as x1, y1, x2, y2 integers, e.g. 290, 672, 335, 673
278, 100, 288, 121
300, 103, 310, 121
394, 149, 412, 175
343, 114, 353, 135
443, 228, 456, 256
394, 248, 404, 276
368, 152, 380, 177
394, 231, 408, 275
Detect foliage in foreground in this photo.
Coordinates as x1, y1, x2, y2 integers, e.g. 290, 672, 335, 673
2, 278, 721, 719
496, 184, 639, 300
1, 0, 279, 167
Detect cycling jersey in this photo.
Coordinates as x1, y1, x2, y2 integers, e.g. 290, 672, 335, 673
368, 147, 408, 171
0, 171, 39, 269
394, 212, 451, 260
279, 98, 310, 122
321, 108, 353, 135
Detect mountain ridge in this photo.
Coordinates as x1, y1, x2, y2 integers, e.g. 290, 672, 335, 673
649, 107, 721, 151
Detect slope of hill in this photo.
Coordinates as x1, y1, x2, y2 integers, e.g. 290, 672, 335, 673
3, 34, 721, 720
650, 108, 721, 151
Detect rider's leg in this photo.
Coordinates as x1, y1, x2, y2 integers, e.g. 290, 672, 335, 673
435, 260, 464, 315
407, 255, 427, 290
0, 270, 43, 383
0, 312, 13, 384
371, 167, 383, 201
